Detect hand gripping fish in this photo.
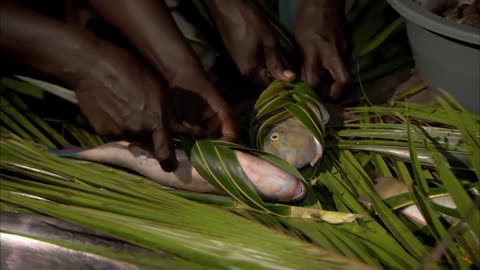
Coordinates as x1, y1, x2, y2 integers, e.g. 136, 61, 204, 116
50, 141, 307, 203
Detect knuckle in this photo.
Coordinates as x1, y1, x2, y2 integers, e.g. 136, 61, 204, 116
340, 73, 352, 85
130, 122, 144, 134
155, 148, 172, 162
238, 63, 255, 76
111, 128, 123, 137
95, 128, 107, 136
323, 46, 339, 59
263, 37, 276, 49
155, 154, 168, 163
92, 124, 108, 135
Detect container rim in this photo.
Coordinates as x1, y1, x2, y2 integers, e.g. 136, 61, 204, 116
387, 0, 480, 45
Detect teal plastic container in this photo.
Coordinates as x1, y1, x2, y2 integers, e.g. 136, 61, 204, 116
387, 0, 480, 114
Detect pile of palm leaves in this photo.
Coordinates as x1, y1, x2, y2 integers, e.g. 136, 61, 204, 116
1, 1, 479, 269
1, 77, 479, 270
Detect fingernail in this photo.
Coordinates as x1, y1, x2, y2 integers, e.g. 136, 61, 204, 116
330, 87, 341, 100
283, 70, 296, 81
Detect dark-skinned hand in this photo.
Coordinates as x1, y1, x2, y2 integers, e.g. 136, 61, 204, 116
74, 41, 190, 172
0, 3, 198, 172
205, 0, 296, 88
294, 0, 351, 100
89, 0, 238, 143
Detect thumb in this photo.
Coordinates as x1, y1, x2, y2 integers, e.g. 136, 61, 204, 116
152, 126, 178, 172
326, 57, 351, 100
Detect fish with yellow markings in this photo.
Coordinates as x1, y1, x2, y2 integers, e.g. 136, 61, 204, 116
261, 103, 330, 169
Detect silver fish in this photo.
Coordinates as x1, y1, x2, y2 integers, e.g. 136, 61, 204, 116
261, 103, 330, 169
50, 141, 306, 203
1, 212, 144, 270
358, 177, 458, 226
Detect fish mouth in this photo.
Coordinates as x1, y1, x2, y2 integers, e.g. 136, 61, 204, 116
290, 181, 307, 203
309, 138, 324, 167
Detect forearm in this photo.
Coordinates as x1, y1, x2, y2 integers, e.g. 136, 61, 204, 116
88, 0, 207, 88
0, 3, 97, 84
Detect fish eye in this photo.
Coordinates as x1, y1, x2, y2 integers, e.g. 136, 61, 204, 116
270, 133, 280, 141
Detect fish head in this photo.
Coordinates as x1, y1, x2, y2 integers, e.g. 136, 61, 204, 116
262, 118, 323, 169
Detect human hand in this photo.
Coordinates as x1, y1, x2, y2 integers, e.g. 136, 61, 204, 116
0, 2, 218, 172
294, 0, 351, 100
205, 0, 296, 88
89, 0, 238, 143
73, 40, 192, 172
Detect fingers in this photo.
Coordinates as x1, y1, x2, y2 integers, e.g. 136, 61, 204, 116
323, 53, 351, 100
203, 100, 238, 142
263, 44, 296, 82
202, 102, 238, 143
152, 126, 178, 172
170, 120, 205, 138
205, 94, 238, 142
301, 45, 323, 88
301, 43, 351, 100
251, 66, 272, 88
216, 109, 239, 143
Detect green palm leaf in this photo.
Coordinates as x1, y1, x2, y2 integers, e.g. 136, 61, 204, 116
190, 139, 270, 212
2, 0, 479, 265
251, 80, 326, 165
0, 131, 375, 270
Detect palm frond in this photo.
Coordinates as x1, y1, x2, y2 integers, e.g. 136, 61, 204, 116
3, 72, 480, 269
2, 0, 480, 267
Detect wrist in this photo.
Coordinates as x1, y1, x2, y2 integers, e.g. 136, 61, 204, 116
44, 30, 101, 85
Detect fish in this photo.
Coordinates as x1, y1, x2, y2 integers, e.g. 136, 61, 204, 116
358, 177, 459, 226
1, 212, 145, 270
261, 103, 330, 169
49, 141, 307, 204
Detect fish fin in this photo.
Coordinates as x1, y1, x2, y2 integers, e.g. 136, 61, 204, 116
115, 141, 131, 147
309, 138, 324, 166
402, 205, 427, 226
48, 144, 85, 158
307, 102, 330, 126
318, 103, 331, 124
374, 176, 400, 185
49, 141, 130, 158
